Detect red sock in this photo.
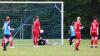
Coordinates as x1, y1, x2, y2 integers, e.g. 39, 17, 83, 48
1, 40, 4, 47
33, 34, 38, 46
95, 37, 98, 46
34, 37, 36, 46
91, 39, 94, 46
75, 40, 80, 49
10, 40, 13, 47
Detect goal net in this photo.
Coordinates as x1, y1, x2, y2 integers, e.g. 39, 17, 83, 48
0, 1, 64, 45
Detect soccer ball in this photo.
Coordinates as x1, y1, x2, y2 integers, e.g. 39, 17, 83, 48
40, 30, 44, 33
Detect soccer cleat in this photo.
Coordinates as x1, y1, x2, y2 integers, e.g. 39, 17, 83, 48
10, 46, 15, 48
95, 46, 98, 48
36, 46, 39, 48
3, 43, 7, 51
75, 48, 79, 51
90, 46, 93, 48
34, 46, 36, 48
34, 46, 36, 47
34, 45, 39, 48
3, 47, 6, 51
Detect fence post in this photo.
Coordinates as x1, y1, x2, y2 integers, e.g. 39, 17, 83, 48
20, 18, 22, 39
22, 24, 23, 39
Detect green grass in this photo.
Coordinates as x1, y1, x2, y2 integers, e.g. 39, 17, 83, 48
0, 39, 100, 56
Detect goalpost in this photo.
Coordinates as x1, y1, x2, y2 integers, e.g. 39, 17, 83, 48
0, 1, 64, 45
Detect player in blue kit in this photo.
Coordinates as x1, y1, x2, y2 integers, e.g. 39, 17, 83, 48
2, 16, 11, 51
68, 21, 75, 48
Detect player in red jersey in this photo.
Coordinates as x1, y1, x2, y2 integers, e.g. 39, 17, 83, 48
32, 16, 41, 47
1, 32, 14, 48
90, 17, 99, 48
74, 17, 83, 51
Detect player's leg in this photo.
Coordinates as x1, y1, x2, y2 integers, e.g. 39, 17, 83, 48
68, 38, 71, 46
75, 39, 81, 51
3, 35, 10, 51
69, 37, 73, 45
33, 32, 36, 47
10, 40, 14, 48
33, 37, 38, 47
1, 39, 4, 48
35, 37, 39, 47
90, 32, 94, 48
90, 36, 94, 48
71, 36, 75, 47
68, 36, 74, 48
35, 31, 39, 47
9, 37, 14, 48
94, 34, 98, 48
75, 33, 81, 51
3, 38, 9, 51
34, 37, 37, 47
33, 30, 38, 47
33, 30, 36, 47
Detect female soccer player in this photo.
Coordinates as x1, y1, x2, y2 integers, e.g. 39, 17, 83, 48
74, 17, 83, 51
90, 17, 99, 48
2, 16, 11, 51
68, 21, 75, 48
32, 16, 41, 47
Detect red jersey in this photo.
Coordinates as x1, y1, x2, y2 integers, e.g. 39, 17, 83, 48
74, 21, 82, 33
33, 20, 40, 31
91, 21, 99, 33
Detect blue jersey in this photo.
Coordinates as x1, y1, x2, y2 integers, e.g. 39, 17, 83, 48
4, 21, 10, 35
70, 25, 75, 36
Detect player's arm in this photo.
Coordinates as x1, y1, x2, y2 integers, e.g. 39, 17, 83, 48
90, 23, 92, 35
32, 22, 34, 34
79, 23, 84, 30
97, 23, 99, 35
97, 26, 99, 35
2, 26, 4, 30
79, 26, 83, 30
10, 28, 14, 30
2, 22, 5, 33
8, 22, 14, 30
32, 22, 34, 31
81, 26, 84, 29
8, 22, 10, 30
2, 26, 4, 35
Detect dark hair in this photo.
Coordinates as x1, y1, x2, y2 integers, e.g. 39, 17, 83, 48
34, 16, 39, 20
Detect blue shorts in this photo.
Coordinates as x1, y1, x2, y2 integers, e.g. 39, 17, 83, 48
69, 36, 75, 41
4, 34, 10, 39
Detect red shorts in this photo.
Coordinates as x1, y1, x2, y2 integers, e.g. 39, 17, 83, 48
75, 32, 81, 39
91, 32, 97, 37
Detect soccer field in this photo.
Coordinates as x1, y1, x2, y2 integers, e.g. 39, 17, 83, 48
0, 39, 100, 56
